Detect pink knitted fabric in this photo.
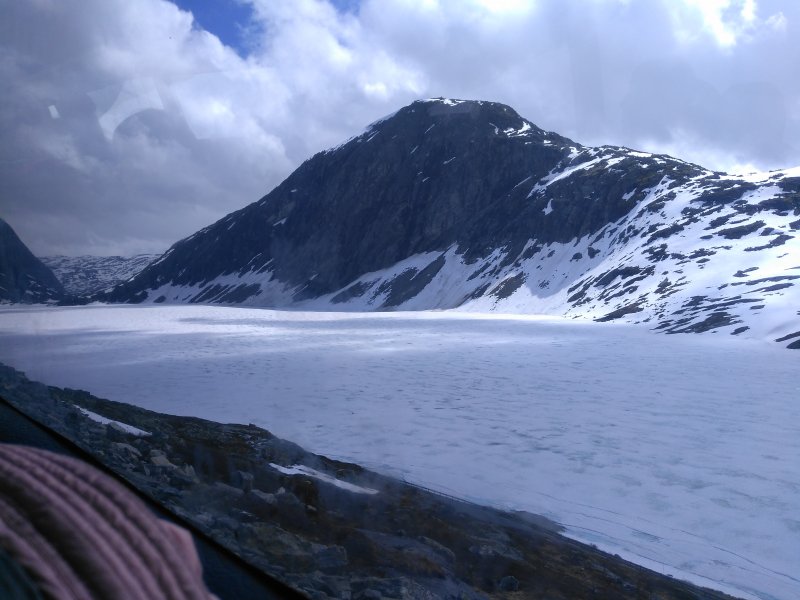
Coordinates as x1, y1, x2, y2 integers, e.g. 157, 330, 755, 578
0, 444, 215, 600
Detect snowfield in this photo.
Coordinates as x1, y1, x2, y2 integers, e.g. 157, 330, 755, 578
0, 304, 798, 600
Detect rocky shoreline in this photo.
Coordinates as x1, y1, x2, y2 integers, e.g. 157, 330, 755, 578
0, 363, 741, 600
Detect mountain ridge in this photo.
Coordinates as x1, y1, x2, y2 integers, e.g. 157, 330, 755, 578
95, 98, 800, 348
0, 217, 64, 303
40, 254, 158, 296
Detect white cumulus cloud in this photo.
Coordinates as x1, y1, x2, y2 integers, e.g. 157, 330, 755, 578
1, 0, 798, 255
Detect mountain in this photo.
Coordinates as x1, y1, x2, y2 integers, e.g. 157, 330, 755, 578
97, 98, 800, 348
0, 217, 64, 303
40, 254, 158, 296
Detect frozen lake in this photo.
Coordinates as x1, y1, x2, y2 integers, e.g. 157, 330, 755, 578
0, 305, 798, 600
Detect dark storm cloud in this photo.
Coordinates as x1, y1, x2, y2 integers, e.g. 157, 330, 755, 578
1, 0, 798, 256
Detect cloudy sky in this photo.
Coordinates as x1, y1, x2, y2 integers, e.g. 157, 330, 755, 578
1, 0, 798, 256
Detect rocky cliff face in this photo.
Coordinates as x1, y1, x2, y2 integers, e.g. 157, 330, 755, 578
0, 217, 63, 303
96, 98, 800, 347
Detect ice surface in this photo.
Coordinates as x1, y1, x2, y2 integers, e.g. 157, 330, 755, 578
0, 305, 798, 600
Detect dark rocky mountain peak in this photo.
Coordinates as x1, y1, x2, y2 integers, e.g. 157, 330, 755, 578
0, 217, 64, 303
98, 98, 621, 302
94, 98, 800, 348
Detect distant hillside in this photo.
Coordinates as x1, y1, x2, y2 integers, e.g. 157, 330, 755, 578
0, 217, 63, 303
40, 254, 158, 296
96, 98, 800, 348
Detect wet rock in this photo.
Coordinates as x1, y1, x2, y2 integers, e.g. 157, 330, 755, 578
277, 490, 303, 508
182, 464, 197, 480
268, 489, 311, 531
149, 449, 176, 468
291, 477, 320, 508
468, 541, 523, 562
497, 575, 519, 591
168, 468, 197, 489
231, 469, 254, 492
314, 546, 349, 571
418, 536, 455, 564
214, 515, 241, 533
110, 442, 141, 460
243, 489, 277, 515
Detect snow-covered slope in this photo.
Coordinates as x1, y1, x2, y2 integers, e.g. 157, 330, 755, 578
41, 254, 158, 296
98, 98, 800, 348
306, 166, 800, 347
